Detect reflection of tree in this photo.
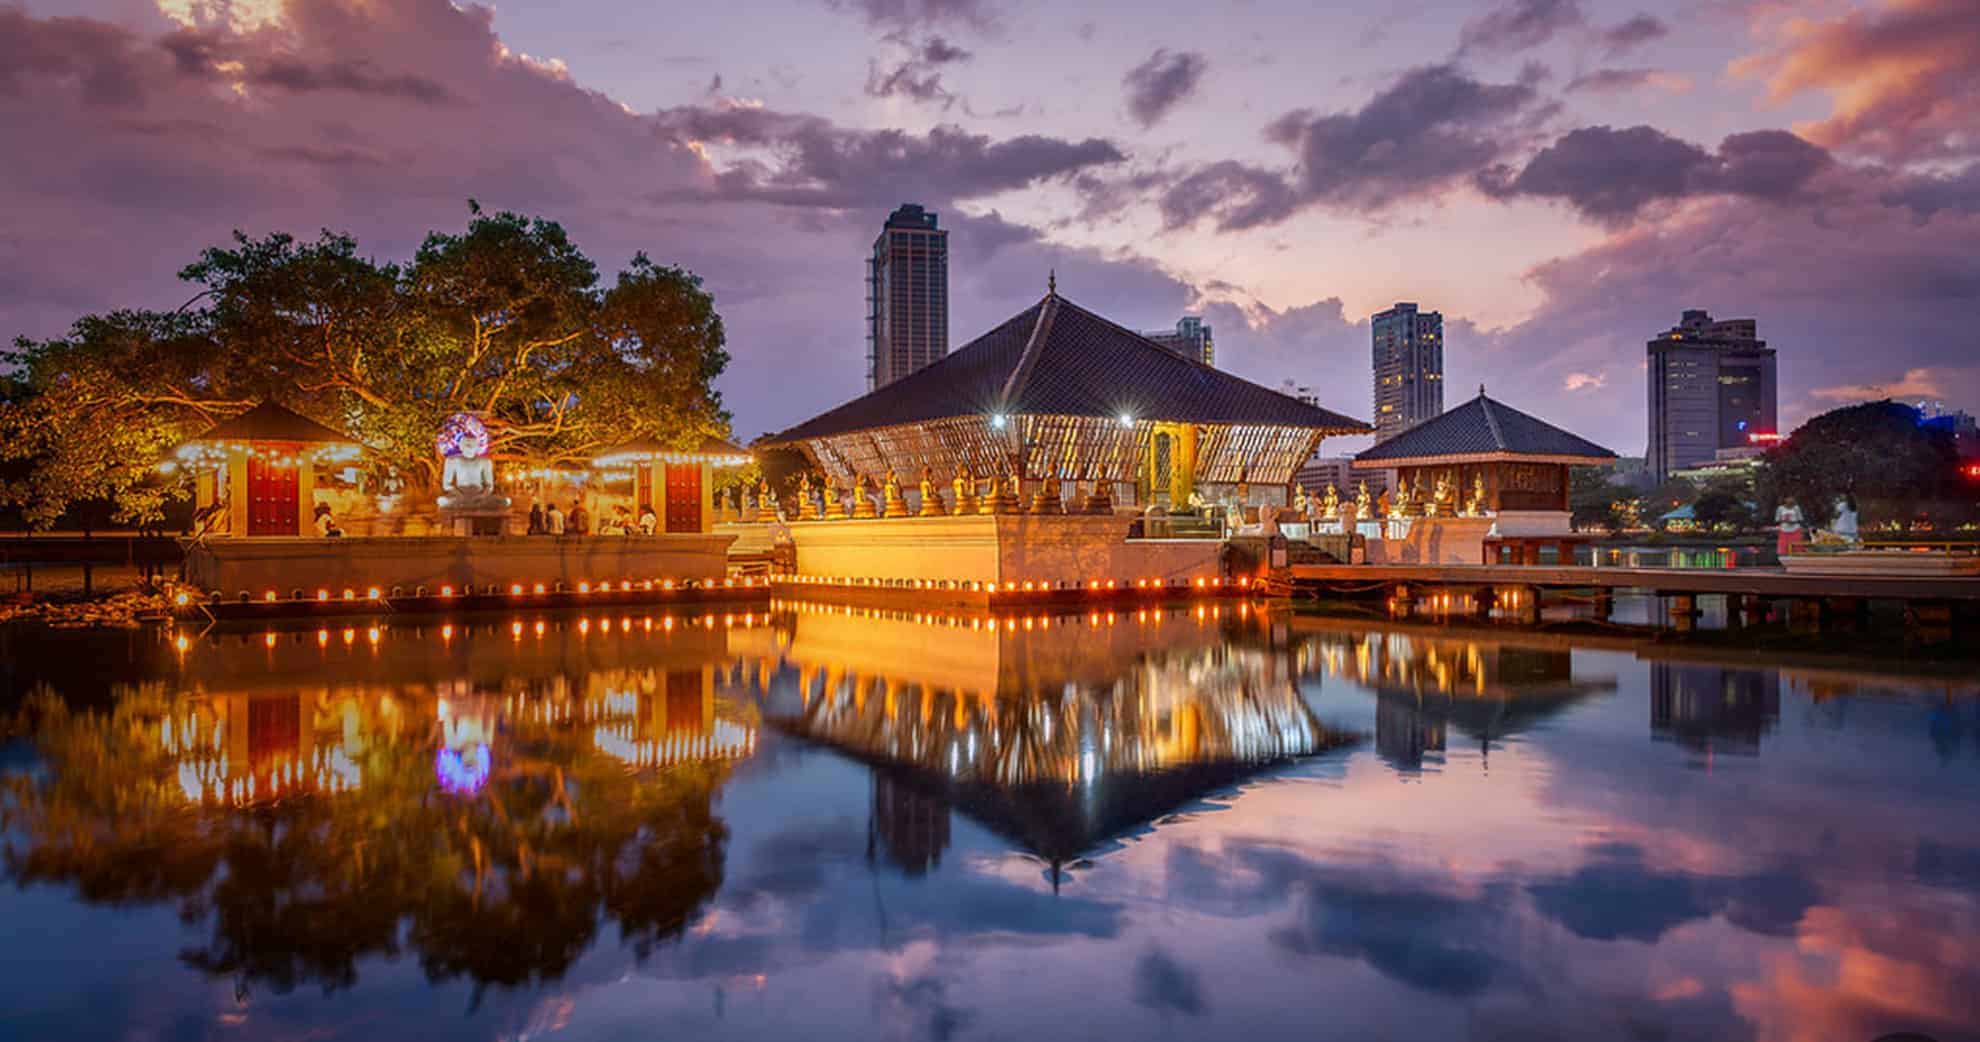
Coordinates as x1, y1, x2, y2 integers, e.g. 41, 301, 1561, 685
1, 686, 729, 997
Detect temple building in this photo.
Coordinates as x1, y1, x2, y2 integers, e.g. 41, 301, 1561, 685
770, 286, 1366, 511
179, 401, 362, 538
759, 285, 1367, 590
1351, 389, 1617, 564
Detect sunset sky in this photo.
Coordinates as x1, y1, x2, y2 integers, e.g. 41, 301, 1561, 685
5, 0, 1977, 451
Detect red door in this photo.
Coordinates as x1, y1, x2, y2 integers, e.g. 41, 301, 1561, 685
664, 463, 701, 533
247, 443, 300, 535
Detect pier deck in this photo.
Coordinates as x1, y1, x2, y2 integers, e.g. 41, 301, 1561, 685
1288, 563, 1980, 602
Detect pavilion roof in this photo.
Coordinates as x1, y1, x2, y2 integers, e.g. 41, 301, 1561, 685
592, 434, 751, 466
1354, 391, 1617, 467
191, 401, 354, 445
765, 290, 1369, 445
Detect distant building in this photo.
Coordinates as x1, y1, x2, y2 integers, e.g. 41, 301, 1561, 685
1372, 303, 1444, 444
867, 204, 949, 390
1920, 404, 1980, 459
1142, 316, 1214, 366
1646, 309, 1777, 481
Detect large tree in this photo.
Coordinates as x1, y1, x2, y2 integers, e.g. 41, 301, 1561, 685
1757, 400, 1961, 529
0, 207, 730, 527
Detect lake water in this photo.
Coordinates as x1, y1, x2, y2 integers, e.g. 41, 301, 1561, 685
2, 602, 1977, 1042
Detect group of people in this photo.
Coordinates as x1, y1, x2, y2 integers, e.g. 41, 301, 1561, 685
526, 500, 659, 536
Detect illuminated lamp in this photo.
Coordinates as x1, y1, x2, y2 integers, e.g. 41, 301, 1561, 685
533, 583, 546, 595
578, 582, 591, 594
264, 590, 278, 602
264, 632, 278, 648
367, 587, 381, 600
1118, 413, 1133, 427
174, 592, 190, 607
342, 589, 356, 601
440, 585, 455, 597
990, 414, 1009, 430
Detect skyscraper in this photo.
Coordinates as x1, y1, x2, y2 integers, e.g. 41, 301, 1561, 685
1646, 309, 1776, 481
867, 204, 949, 390
1371, 302, 1444, 443
1141, 316, 1214, 366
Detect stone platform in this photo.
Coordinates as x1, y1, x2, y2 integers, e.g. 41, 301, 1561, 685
783, 513, 1223, 588
183, 534, 735, 598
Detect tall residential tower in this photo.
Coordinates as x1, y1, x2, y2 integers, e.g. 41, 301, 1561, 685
867, 204, 949, 390
1646, 309, 1776, 481
1141, 316, 1214, 366
1371, 302, 1444, 444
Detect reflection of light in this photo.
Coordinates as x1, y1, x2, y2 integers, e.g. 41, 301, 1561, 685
436, 744, 491, 794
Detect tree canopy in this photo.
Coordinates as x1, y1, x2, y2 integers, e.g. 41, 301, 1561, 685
1757, 400, 1961, 528
0, 207, 731, 527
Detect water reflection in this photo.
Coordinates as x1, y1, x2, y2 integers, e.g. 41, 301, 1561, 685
0, 604, 1976, 1042
1290, 620, 1617, 772
758, 603, 1346, 868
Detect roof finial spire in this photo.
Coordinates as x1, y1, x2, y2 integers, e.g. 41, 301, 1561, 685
1478, 382, 1487, 397
1047, 268, 1057, 296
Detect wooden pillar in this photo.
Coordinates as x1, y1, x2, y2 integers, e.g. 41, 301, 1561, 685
1591, 588, 1613, 621
297, 456, 317, 536
700, 462, 715, 533
226, 448, 249, 537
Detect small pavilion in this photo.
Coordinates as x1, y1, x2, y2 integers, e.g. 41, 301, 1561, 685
590, 436, 752, 533
765, 285, 1367, 511
179, 402, 362, 537
1352, 389, 1617, 564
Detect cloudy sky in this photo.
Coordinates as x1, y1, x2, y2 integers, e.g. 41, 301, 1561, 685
4, 0, 1977, 451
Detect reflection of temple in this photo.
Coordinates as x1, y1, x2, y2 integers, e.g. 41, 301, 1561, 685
590, 667, 757, 769
157, 616, 765, 804
162, 692, 362, 804
869, 776, 951, 876
1650, 663, 1781, 754
741, 604, 1349, 866
1294, 622, 1617, 772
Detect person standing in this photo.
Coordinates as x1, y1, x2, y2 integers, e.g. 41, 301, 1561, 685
638, 506, 658, 535
1831, 494, 1860, 545
527, 501, 545, 535
546, 501, 565, 535
569, 499, 590, 536
1774, 497, 1805, 558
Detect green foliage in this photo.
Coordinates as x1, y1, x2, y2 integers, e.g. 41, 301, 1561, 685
1568, 465, 1626, 533
1756, 400, 1959, 529
1691, 488, 1757, 532
0, 209, 731, 527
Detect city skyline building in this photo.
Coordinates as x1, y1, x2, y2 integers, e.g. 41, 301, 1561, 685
1371, 302, 1444, 444
867, 204, 949, 390
1646, 309, 1777, 481
1142, 316, 1215, 367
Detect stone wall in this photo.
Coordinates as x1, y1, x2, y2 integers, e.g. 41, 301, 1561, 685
785, 514, 1221, 586
184, 534, 735, 597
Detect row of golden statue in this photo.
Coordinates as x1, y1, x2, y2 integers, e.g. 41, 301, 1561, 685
1291, 473, 1490, 523
792, 466, 1113, 520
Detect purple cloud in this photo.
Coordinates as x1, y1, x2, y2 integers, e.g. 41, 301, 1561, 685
1122, 48, 1208, 129
1479, 125, 1831, 224
1458, 0, 1584, 55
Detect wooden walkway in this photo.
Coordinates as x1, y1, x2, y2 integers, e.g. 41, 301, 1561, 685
1288, 563, 1980, 603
